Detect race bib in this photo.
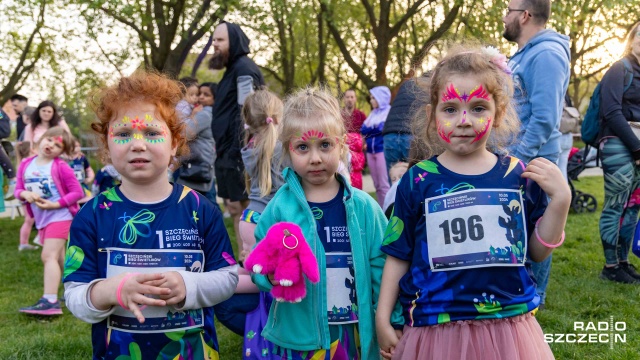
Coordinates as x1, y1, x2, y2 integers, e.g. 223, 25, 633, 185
24, 177, 52, 199
106, 248, 205, 333
425, 189, 527, 272
74, 169, 85, 182
326, 253, 358, 324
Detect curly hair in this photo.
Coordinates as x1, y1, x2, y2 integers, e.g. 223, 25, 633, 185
412, 44, 520, 159
89, 71, 188, 166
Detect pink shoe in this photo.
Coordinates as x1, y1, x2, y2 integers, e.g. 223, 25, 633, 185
19, 297, 62, 316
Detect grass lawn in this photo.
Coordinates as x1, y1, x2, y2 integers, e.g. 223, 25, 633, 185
1, 176, 639, 359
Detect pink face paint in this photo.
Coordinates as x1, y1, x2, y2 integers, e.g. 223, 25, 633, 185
471, 117, 492, 143
467, 85, 490, 102
441, 84, 491, 103
436, 119, 453, 143
461, 111, 467, 124
300, 130, 326, 143
131, 116, 147, 130
441, 84, 464, 103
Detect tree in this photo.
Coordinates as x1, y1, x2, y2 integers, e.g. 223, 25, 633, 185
550, 0, 639, 108
236, 0, 330, 94
74, 0, 231, 77
320, 0, 462, 88
0, 0, 49, 104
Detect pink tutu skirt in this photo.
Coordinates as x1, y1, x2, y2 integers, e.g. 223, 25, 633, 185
392, 312, 554, 360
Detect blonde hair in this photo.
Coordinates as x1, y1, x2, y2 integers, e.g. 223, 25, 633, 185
624, 21, 640, 57
242, 90, 284, 197
281, 87, 348, 166
38, 127, 75, 157
389, 162, 409, 183
412, 44, 520, 159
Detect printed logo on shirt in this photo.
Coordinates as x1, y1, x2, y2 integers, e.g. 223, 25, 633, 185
158, 228, 204, 249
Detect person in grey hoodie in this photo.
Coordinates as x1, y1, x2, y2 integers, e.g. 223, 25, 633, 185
503, 0, 570, 309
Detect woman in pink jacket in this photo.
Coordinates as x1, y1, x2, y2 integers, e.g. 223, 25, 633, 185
15, 127, 83, 316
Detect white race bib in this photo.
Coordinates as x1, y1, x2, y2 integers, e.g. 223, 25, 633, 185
24, 177, 51, 199
106, 248, 205, 333
326, 253, 358, 324
425, 189, 527, 272
74, 169, 85, 182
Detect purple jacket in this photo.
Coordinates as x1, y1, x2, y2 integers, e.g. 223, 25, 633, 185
15, 156, 84, 218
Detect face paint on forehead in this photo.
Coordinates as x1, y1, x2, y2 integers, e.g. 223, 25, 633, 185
441, 84, 464, 103
109, 115, 169, 145
441, 84, 491, 103
300, 129, 326, 142
471, 117, 492, 143
467, 85, 490, 102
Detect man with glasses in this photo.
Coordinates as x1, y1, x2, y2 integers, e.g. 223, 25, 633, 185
503, 0, 571, 310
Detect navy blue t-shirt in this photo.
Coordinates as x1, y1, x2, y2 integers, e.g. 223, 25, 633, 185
64, 183, 235, 359
381, 155, 547, 327
308, 184, 358, 324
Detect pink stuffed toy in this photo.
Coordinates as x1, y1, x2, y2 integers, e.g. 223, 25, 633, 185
245, 222, 320, 302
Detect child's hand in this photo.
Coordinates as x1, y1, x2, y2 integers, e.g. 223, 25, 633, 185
239, 249, 250, 263
377, 324, 402, 359
192, 105, 203, 116
115, 273, 171, 323
267, 274, 279, 286
20, 191, 40, 203
156, 271, 187, 307
521, 157, 571, 202
35, 198, 61, 210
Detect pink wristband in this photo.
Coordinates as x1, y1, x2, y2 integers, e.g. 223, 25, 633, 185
534, 218, 565, 248
116, 273, 139, 310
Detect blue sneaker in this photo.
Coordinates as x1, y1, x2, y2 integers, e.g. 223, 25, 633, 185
19, 297, 62, 315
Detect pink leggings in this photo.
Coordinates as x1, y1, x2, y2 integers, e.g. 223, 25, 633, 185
366, 152, 390, 207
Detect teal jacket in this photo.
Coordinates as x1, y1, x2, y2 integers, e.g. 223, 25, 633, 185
252, 168, 403, 359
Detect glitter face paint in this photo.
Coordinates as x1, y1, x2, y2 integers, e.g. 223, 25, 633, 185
436, 119, 453, 143
289, 130, 339, 157
471, 117, 492, 143
441, 84, 491, 103
110, 114, 168, 144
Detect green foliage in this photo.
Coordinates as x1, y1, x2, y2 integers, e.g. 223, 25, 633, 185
2, 177, 640, 358
0, 0, 52, 104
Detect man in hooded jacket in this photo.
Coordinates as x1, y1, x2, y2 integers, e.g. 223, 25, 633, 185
503, 0, 570, 310
209, 21, 265, 249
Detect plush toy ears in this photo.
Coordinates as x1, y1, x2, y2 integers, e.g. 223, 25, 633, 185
265, 222, 306, 248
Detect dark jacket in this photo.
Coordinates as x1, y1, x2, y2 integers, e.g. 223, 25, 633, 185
382, 79, 428, 135
600, 54, 640, 158
210, 22, 265, 170
0, 109, 10, 139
